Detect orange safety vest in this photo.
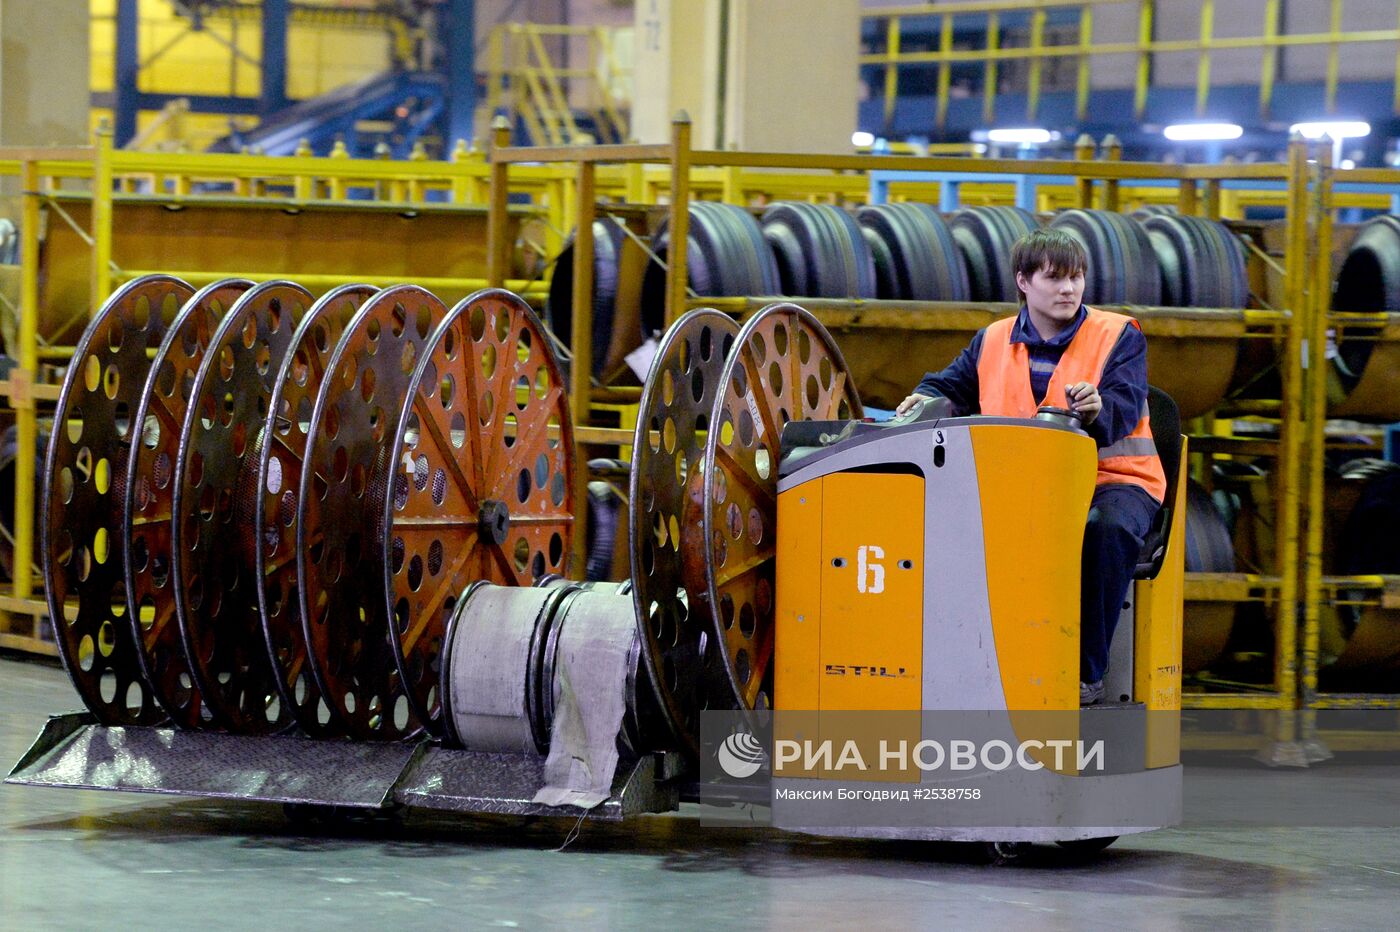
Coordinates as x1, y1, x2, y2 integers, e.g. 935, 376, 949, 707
976, 307, 1167, 503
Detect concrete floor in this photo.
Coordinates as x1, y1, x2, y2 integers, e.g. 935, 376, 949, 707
3, 652, 1399, 931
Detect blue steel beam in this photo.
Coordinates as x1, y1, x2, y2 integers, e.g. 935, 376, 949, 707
115, 0, 140, 147
262, 0, 290, 115
91, 91, 263, 116
444, 0, 477, 148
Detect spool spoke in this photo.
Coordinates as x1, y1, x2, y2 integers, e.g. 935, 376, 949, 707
412, 393, 480, 514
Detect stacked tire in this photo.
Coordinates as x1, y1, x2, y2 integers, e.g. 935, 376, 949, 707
640, 202, 782, 336
950, 206, 1042, 302
856, 203, 970, 301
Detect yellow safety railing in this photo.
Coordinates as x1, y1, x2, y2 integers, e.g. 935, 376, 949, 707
485, 23, 631, 147
864, 0, 1400, 129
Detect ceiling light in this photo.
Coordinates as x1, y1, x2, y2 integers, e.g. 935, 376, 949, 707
1163, 122, 1243, 141
986, 127, 1052, 144
1290, 120, 1370, 140
851, 131, 875, 148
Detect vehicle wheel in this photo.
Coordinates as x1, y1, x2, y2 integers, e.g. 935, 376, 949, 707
983, 841, 1032, 864
1054, 836, 1118, 855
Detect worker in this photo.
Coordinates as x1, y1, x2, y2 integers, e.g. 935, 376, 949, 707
895, 228, 1166, 705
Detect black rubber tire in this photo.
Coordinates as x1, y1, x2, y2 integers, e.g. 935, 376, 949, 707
641, 202, 781, 336
760, 202, 877, 299
547, 218, 627, 376
1055, 836, 1118, 855
1185, 479, 1236, 574
981, 841, 1032, 865
1141, 214, 1249, 309
1049, 209, 1162, 306
1132, 205, 1178, 219
949, 206, 1042, 302
855, 203, 971, 301
1331, 215, 1400, 393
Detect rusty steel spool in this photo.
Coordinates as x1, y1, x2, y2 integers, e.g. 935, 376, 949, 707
700, 303, 862, 712
254, 283, 377, 735
382, 288, 575, 733
123, 279, 253, 727
295, 285, 445, 741
42, 275, 193, 725
168, 282, 312, 734
628, 308, 740, 756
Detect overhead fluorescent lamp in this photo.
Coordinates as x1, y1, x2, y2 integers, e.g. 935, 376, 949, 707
1290, 120, 1370, 140
851, 131, 875, 147
986, 127, 1052, 144
1163, 122, 1243, 141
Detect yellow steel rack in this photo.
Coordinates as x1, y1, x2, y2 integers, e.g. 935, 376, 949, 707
4, 116, 1391, 728
483, 113, 1329, 714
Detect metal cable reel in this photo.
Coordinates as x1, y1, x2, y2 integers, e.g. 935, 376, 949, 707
440, 579, 572, 752
383, 288, 575, 734
170, 281, 312, 734
123, 279, 253, 727
296, 285, 445, 741
441, 578, 663, 757
701, 302, 862, 713
255, 284, 377, 736
42, 275, 193, 725
628, 308, 740, 757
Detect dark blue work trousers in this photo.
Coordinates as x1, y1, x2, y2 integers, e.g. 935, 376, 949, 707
1081, 483, 1160, 683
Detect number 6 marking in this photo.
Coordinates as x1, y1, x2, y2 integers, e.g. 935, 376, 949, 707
857, 545, 885, 594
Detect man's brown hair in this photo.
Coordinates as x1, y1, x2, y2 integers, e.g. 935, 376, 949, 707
1011, 229, 1088, 298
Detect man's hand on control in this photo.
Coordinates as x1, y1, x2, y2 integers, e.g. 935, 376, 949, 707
1065, 382, 1102, 424
896, 393, 932, 416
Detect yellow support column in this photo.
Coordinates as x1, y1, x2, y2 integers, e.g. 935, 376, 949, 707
487, 117, 512, 288
1026, 7, 1047, 121
294, 138, 314, 200
1203, 179, 1222, 220
1260, 0, 1280, 118
327, 139, 350, 200
936, 14, 954, 132
13, 159, 41, 602
407, 140, 429, 202
1196, 0, 1214, 116
1302, 141, 1333, 707
91, 122, 115, 317
883, 15, 901, 131
1325, 0, 1342, 113
1100, 135, 1121, 212
1075, 6, 1093, 122
721, 166, 743, 206
983, 13, 1000, 127
1074, 134, 1095, 208
625, 162, 647, 204
666, 112, 692, 326
570, 161, 597, 577
1275, 133, 1311, 709
570, 167, 596, 421
1134, 1, 1155, 120
1177, 179, 1199, 215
